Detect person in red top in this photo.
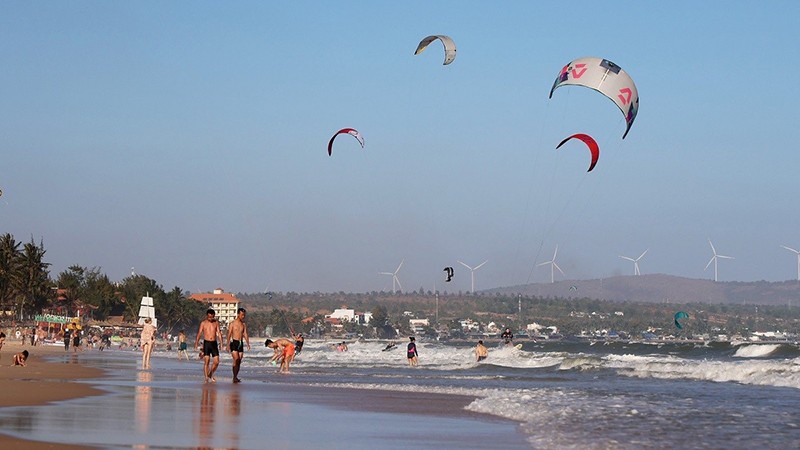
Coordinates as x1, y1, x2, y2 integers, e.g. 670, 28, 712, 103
407, 336, 418, 367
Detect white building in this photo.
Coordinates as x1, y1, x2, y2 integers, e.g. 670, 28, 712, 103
326, 308, 356, 322
409, 318, 430, 334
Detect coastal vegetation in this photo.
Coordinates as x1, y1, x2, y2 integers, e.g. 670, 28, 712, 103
2, 232, 798, 339
0, 233, 206, 333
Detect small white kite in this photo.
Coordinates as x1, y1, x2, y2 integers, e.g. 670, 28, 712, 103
414, 35, 457, 65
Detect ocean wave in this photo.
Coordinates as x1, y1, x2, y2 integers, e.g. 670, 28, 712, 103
157, 339, 800, 390
614, 355, 800, 389
733, 344, 781, 358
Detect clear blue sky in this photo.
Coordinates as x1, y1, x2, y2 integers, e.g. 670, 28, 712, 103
2, 2, 799, 293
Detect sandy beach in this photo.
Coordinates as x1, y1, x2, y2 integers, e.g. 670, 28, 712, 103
0, 341, 105, 449
0, 343, 530, 449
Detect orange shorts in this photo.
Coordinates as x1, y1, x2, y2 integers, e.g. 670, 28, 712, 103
283, 343, 295, 357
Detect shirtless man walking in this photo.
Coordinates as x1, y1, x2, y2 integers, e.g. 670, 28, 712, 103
227, 308, 251, 383
195, 309, 224, 383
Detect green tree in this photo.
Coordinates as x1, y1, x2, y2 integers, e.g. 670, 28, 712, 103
117, 274, 164, 322
81, 268, 119, 319
0, 233, 21, 314
371, 305, 388, 326
160, 287, 205, 335
15, 238, 51, 317
55, 265, 89, 317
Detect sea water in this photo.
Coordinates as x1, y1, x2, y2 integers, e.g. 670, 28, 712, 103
1, 340, 799, 449
238, 339, 800, 449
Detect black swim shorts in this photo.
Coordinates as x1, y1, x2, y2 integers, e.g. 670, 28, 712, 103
202, 340, 220, 357
230, 339, 244, 353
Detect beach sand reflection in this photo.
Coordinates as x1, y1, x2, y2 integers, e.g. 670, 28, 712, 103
134, 370, 152, 434
197, 384, 217, 446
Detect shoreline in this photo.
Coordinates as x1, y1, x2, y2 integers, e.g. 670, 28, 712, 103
0, 344, 530, 449
0, 342, 105, 450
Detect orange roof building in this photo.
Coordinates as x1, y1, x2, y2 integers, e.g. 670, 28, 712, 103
189, 288, 240, 328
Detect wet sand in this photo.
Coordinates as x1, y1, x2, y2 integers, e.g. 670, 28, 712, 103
0, 341, 105, 449
0, 346, 529, 449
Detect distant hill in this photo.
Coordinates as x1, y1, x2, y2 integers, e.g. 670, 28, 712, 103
486, 274, 800, 306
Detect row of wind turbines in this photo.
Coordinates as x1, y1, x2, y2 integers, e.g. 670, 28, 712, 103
380, 240, 800, 293
380, 259, 488, 294
536, 240, 800, 283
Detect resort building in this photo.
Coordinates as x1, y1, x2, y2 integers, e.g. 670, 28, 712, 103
189, 288, 240, 329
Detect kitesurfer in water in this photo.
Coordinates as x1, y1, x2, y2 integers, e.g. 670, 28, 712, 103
382, 341, 396, 351
501, 328, 514, 345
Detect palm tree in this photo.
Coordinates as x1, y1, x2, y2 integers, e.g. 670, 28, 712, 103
0, 234, 22, 315
15, 238, 51, 318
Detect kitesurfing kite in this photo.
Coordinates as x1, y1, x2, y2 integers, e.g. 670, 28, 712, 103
414, 35, 457, 65
549, 57, 639, 139
327, 128, 364, 156
674, 311, 689, 329
556, 133, 600, 172
443, 266, 454, 282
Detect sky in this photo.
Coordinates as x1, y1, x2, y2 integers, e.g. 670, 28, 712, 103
2, 2, 800, 294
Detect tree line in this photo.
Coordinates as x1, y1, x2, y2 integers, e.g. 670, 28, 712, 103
0, 233, 206, 333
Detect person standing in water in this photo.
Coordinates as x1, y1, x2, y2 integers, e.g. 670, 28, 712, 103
475, 340, 489, 362
177, 330, 189, 360
407, 336, 418, 367
227, 308, 251, 383
140, 317, 156, 369
293, 333, 304, 355
195, 309, 224, 383
501, 328, 514, 345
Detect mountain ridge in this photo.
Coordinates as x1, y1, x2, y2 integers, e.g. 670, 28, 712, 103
485, 274, 800, 306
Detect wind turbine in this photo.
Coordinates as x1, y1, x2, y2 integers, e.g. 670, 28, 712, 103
379, 259, 404, 293
618, 249, 648, 275
705, 239, 733, 282
537, 245, 564, 283
781, 245, 800, 281
457, 260, 488, 293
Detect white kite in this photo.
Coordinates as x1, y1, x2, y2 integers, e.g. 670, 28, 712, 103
549, 57, 639, 139
414, 35, 457, 65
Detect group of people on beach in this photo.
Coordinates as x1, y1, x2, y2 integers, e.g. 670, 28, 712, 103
138, 307, 512, 383
193, 307, 252, 383
139, 307, 305, 383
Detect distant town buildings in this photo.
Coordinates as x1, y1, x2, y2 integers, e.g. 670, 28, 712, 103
327, 308, 355, 322
325, 307, 372, 325
189, 288, 240, 328
409, 318, 429, 334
